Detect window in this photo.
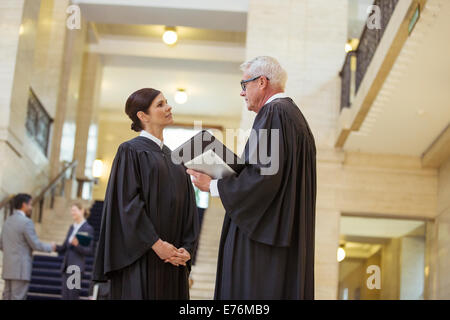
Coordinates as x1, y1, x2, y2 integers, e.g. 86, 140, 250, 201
25, 89, 52, 156
164, 126, 217, 209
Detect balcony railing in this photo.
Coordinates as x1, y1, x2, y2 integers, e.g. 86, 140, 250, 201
340, 0, 400, 111
339, 51, 356, 111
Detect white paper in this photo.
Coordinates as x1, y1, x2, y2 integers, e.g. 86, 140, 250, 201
184, 149, 236, 179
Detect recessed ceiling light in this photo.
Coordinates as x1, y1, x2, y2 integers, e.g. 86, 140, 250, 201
174, 88, 187, 104
163, 27, 178, 46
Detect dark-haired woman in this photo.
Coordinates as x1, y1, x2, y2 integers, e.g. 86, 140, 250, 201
93, 88, 199, 299
56, 203, 94, 300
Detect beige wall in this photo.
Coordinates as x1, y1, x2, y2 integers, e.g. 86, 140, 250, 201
243, 0, 347, 148
315, 150, 437, 299
433, 157, 450, 298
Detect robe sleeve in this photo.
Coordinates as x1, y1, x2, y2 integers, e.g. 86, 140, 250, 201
181, 174, 200, 269
93, 142, 160, 281
217, 103, 299, 247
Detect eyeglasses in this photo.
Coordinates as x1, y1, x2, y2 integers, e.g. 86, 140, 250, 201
240, 75, 269, 91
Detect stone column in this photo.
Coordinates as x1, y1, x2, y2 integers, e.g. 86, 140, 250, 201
49, 19, 88, 179
31, 0, 70, 118
73, 52, 103, 187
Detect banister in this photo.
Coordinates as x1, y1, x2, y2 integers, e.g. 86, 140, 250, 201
32, 160, 78, 206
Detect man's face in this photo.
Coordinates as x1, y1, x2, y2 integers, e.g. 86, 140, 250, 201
240, 72, 262, 113
23, 199, 33, 217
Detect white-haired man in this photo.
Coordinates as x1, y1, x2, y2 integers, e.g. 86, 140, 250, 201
188, 56, 316, 299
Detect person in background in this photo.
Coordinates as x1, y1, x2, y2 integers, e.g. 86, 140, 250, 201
55, 203, 94, 300
0, 193, 55, 300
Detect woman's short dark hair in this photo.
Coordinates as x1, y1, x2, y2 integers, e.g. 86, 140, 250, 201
13, 193, 32, 210
125, 88, 161, 132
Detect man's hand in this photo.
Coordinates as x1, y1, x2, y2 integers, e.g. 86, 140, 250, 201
71, 238, 79, 247
51, 242, 56, 251
164, 248, 191, 267
187, 169, 211, 192
152, 239, 179, 261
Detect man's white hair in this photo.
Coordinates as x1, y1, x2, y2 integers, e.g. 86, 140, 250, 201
240, 56, 288, 90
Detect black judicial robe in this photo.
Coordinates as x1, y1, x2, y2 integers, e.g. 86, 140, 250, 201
92, 136, 199, 300
215, 97, 316, 300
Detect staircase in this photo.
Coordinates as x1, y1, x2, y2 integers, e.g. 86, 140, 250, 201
189, 199, 225, 300
26, 201, 104, 300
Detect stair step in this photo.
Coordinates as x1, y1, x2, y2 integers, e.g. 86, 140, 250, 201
190, 289, 214, 300
191, 279, 215, 291
31, 275, 91, 288
27, 293, 61, 300
32, 268, 92, 280
28, 283, 89, 296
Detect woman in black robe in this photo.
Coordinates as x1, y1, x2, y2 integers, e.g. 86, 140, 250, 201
93, 88, 199, 299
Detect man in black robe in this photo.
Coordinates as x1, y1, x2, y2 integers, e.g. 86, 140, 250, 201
188, 56, 316, 299
93, 132, 199, 299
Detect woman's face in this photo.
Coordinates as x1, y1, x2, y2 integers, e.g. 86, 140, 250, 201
71, 205, 84, 221
139, 93, 173, 129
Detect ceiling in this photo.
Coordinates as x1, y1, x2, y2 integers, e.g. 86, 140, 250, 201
77, 0, 248, 119
75, 0, 248, 32
340, 216, 425, 239
99, 56, 244, 118
344, 0, 450, 156
93, 24, 246, 44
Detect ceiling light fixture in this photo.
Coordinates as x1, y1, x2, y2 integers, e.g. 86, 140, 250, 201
337, 246, 346, 262
163, 26, 178, 46
174, 88, 188, 104
92, 159, 103, 178
345, 43, 353, 53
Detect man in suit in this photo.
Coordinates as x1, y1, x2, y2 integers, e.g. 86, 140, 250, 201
0, 193, 55, 300
56, 203, 94, 300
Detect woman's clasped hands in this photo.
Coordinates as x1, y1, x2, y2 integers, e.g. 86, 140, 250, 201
152, 239, 191, 267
